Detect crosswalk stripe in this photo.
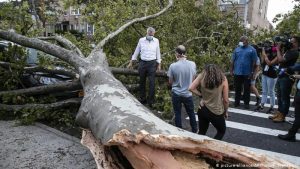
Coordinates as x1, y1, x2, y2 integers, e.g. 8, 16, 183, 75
229, 98, 295, 112
225, 121, 300, 141
229, 91, 294, 102
185, 116, 299, 140
228, 107, 295, 122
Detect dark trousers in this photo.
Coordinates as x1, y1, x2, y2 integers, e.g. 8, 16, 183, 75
138, 60, 157, 105
172, 92, 198, 133
197, 106, 226, 140
234, 75, 251, 105
289, 90, 300, 135
277, 76, 294, 116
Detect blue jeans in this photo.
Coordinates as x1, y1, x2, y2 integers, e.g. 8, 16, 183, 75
172, 92, 197, 133
276, 76, 294, 115
261, 75, 277, 106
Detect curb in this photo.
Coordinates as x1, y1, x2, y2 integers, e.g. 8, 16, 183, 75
35, 122, 82, 144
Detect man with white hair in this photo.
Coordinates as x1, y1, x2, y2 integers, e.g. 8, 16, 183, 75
128, 27, 161, 108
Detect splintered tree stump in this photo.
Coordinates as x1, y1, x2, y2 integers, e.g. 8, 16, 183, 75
82, 129, 296, 169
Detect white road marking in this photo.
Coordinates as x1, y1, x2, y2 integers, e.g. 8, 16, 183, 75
229, 98, 295, 112
228, 107, 295, 122
229, 91, 294, 101
225, 121, 300, 141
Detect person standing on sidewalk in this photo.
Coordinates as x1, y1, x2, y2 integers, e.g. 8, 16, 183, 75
127, 27, 161, 108
167, 45, 198, 133
189, 64, 229, 140
230, 36, 258, 109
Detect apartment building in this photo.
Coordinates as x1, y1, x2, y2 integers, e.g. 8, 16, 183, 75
218, 0, 273, 31
44, 3, 94, 37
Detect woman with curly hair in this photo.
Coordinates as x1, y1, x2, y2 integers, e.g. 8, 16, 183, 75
189, 64, 229, 140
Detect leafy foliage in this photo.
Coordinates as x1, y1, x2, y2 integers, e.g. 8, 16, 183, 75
0, 1, 39, 35
0, 45, 26, 90
2, 0, 299, 124
272, 0, 300, 36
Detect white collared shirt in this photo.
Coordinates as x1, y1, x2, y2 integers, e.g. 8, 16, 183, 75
131, 37, 161, 63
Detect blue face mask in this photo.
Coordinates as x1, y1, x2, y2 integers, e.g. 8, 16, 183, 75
146, 35, 154, 41
238, 41, 244, 47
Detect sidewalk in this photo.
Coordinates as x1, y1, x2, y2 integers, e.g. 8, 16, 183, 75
0, 120, 96, 169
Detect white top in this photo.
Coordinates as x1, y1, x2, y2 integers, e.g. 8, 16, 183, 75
131, 37, 161, 63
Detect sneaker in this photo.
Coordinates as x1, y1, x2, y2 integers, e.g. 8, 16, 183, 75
278, 134, 296, 142
273, 113, 285, 123
268, 111, 280, 120
287, 120, 294, 125
244, 104, 250, 109
255, 97, 260, 106
254, 104, 264, 112
266, 107, 274, 114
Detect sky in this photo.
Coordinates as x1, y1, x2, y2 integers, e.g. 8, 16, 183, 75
267, 0, 297, 27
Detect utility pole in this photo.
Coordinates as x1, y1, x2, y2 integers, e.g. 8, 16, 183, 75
244, 0, 250, 35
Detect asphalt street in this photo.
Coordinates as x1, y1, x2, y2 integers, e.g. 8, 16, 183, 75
181, 92, 300, 165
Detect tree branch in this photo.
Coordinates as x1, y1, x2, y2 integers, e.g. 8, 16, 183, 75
0, 61, 78, 78
90, 0, 174, 57
131, 24, 144, 37
0, 29, 87, 69
0, 98, 82, 112
110, 67, 167, 77
0, 80, 82, 97
24, 66, 77, 79
38, 35, 85, 58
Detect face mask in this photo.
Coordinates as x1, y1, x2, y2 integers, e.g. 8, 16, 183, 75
146, 35, 154, 41
238, 41, 244, 47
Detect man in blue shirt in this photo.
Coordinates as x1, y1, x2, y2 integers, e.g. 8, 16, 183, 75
230, 36, 258, 109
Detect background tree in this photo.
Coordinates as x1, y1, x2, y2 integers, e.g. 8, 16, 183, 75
271, 0, 300, 36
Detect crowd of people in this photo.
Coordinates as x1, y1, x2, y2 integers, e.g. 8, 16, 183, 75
128, 27, 300, 142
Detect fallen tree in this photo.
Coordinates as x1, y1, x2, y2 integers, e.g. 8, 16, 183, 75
0, 0, 297, 168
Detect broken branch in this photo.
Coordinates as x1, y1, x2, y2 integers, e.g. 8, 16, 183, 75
0, 80, 82, 97
0, 98, 82, 112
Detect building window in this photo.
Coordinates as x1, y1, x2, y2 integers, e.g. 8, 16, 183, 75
70, 24, 74, 30
239, 0, 246, 4
220, 0, 239, 4
87, 23, 94, 35
70, 7, 80, 15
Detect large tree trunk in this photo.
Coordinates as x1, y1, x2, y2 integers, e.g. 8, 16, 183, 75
0, 0, 298, 168
75, 51, 296, 169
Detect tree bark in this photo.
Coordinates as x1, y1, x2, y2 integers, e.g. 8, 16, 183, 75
0, 30, 87, 70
